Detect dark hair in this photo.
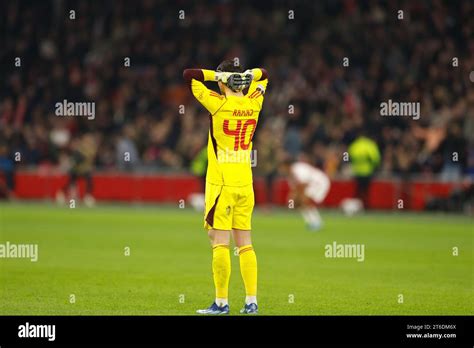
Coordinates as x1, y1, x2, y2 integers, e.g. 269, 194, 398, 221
216, 59, 244, 73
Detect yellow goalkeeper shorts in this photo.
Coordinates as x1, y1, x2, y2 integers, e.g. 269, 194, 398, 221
204, 183, 255, 231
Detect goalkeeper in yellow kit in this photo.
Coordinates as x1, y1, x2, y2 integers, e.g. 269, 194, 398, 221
183, 60, 268, 314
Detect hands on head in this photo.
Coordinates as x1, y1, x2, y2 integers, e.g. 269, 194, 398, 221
216, 70, 253, 92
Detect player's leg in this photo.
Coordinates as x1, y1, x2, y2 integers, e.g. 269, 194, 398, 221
232, 229, 258, 314
232, 185, 258, 314
355, 175, 371, 208
208, 228, 231, 307
197, 184, 233, 314
83, 172, 95, 207
301, 181, 330, 231
197, 227, 232, 315
300, 195, 322, 230
293, 187, 319, 228
56, 171, 76, 205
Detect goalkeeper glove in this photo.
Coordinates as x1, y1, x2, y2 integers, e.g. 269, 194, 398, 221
227, 73, 252, 92
227, 73, 252, 91
215, 72, 232, 83
243, 69, 255, 81
215, 71, 252, 92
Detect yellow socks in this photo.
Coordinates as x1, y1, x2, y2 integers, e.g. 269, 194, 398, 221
212, 244, 231, 302
212, 244, 258, 306
239, 245, 257, 303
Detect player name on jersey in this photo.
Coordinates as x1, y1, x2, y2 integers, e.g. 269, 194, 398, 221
232, 109, 254, 117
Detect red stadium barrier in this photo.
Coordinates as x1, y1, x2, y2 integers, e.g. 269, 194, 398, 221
10, 172, 458, 210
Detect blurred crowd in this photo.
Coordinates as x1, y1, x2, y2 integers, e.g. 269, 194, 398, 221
1, 0, 473, 187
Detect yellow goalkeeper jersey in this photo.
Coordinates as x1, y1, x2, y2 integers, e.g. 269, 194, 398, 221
191, 70, 268, 187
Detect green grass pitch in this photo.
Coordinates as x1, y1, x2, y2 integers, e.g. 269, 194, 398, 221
0, 202, 472, 315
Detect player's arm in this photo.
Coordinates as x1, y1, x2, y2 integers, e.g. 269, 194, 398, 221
183, 69, 226, 114
183, 69, 221, 86
245, 68, 268, 104
245, 68, 268, 82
